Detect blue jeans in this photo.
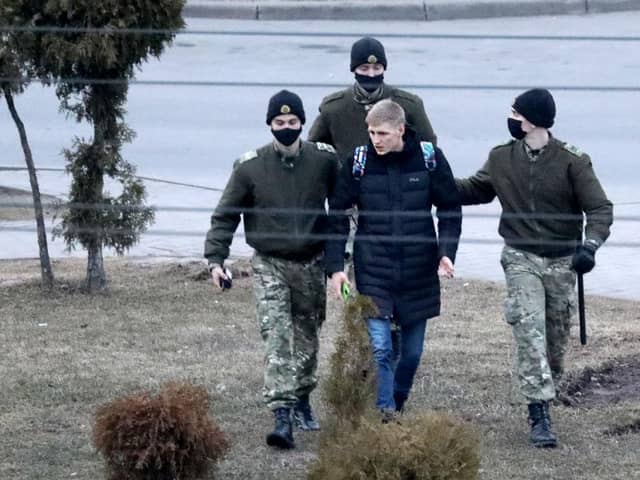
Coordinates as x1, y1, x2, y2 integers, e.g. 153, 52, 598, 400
367, 317, 427, 410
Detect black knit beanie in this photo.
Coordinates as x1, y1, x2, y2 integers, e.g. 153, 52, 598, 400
350, 37, 387, 72
266, 90, 305, 125
513, 88, 556, 128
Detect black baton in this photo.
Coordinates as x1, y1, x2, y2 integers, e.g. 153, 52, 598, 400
578, 273, 586, 345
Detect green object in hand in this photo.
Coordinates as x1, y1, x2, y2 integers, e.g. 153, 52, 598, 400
341, 282, 351, 302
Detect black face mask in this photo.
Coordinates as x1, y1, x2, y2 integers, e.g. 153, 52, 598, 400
355, 73, 384, 93
508, 118, 526, 140
272, 127, 302, 146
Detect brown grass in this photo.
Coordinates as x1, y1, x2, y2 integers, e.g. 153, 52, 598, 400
1, 257, 639, 479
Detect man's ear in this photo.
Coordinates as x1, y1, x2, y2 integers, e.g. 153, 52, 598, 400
399, 123, 406, 135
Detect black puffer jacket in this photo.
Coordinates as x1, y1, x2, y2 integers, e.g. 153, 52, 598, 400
326, 130, 462, 325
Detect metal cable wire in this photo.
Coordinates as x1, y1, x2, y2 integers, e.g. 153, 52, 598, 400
2, 166, 639, 214
0, 200, 635, 222
2, 25, 640, 42
1, 76, 639, 91
0, 166, 225, 192
1, 224, 637, 249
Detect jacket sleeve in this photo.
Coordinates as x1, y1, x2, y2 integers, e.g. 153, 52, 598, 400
307, 110, 333, 145
204, 163, 251, 266
325, 153, 358, 275
455, 157, 497, 206
430, 148, 462, 262
570, 154, 613, 246
408, 96, 438, 147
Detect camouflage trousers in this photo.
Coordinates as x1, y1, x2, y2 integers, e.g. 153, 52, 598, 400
251, 251, 326, 410
500, 245, 577, 402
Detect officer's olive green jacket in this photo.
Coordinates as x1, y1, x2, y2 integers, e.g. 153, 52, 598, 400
204, 141, 338, 266
308, 84, 437, 158
456, 137, 613, 257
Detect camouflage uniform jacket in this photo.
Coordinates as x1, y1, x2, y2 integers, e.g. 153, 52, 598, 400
307, 84, 437, 158
456, 137, 613, 257
204, 141, 338, 266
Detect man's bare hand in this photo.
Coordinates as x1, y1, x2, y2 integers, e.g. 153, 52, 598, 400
438, 256, 454, 278
210, 264, 229, 290
330, 271, 351, 299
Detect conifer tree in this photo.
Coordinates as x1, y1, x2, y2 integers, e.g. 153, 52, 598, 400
2, 0, 185, 290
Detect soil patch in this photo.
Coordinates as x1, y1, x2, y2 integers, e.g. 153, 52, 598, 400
560, 356, 640, 408
605, 418, 640, 436
161, 258, 253, 282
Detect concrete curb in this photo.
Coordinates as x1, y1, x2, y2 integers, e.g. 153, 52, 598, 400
588, 0, 640, 13
426, 0, 583, 21
260, 2, 426, 21
184, 1, 258, 19
183, 0, 640, 21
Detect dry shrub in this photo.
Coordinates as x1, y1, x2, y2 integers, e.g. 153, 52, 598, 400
93, 381, 229, 480
322, 294, 379, 433
308, 412, 481, 480
315, 294, 480, 480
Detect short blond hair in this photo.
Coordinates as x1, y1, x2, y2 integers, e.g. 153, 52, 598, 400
365, 99, 406, 128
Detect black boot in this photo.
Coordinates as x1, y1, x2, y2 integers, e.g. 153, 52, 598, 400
527, 402, 558, 448
266, 407, 295, 449
394, 392, 408, 413
293, 394, 320, 431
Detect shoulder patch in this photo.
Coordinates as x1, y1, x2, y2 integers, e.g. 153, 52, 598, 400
392, 88, 419, 103
236, 150, 258, 164
315, 142, 336, 154
561, 142, 583, 157
323, 90, 345, 104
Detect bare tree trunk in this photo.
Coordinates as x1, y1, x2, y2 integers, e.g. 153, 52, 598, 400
86, 242, 105, 291
3, 86, 54, 289
86, 114, 107, 291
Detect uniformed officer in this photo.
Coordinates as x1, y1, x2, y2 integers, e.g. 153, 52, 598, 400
308, 36, 437, 158
204, 90, 339, 449
456, 88, 613, 448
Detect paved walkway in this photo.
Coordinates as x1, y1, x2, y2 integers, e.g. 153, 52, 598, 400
184, 0, 640, 21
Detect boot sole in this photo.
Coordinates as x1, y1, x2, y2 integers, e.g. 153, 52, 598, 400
266, 432, 295, 449
294, 419, 320, 431
532, 439, 558, 448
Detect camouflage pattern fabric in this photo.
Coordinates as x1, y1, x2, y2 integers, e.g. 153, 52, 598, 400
500, 245, 577, 402
251, 251, 326, 410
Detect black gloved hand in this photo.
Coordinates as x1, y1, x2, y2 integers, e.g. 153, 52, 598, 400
571, 243, 597, 274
